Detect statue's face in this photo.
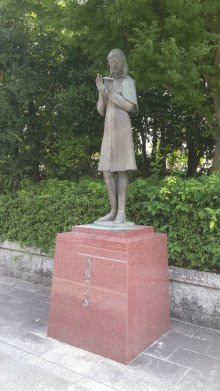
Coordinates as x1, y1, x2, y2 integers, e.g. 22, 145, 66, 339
108, 54, 123, 75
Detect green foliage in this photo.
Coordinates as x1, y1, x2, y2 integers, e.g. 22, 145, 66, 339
128, 175, 220, 271
0, 0, 218, 185
0, 175, 220, 272
64, 0, 220, 171
0, 2, 102, 189
0, 179, 108, 253
132, 89, 214, 177
128, 176, 220, 270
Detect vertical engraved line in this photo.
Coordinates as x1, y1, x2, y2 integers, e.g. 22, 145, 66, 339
82, 256, 92, 307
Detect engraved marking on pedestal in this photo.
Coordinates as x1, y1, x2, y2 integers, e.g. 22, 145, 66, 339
82, 256, 92, 307
79, 253, 126, 263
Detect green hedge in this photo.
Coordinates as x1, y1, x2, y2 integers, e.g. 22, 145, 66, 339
0, 176, 220, 272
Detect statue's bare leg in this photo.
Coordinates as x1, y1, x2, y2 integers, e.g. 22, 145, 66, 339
98, 170, 118, 221
114, 171, 128, 224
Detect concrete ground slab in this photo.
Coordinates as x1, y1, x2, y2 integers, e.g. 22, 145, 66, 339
0, 276, 220, 391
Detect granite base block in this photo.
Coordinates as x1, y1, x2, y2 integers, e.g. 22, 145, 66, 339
48, 225, 170, 364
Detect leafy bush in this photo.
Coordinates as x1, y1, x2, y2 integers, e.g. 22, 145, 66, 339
0, 175, 220, 272
0, 179, 108, 254
128, 175, 220, 271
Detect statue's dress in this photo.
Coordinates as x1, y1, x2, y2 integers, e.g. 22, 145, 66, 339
97, 75, 138, 172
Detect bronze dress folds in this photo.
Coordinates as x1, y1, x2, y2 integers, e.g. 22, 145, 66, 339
97, 75, 138, 172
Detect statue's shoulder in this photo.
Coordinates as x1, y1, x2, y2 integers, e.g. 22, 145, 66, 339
122, 75, 135, 84
121, 75, 136, 91
121, 75, 138, 107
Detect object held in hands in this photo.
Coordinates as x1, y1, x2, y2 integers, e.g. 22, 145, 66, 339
103, 77, 114, 93
103, 77, 114, 83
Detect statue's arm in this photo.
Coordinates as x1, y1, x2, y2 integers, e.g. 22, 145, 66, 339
108, 91, 135, 113
96, 74, 106, 116
107, 77, 138, 113
97, 94, 106, 117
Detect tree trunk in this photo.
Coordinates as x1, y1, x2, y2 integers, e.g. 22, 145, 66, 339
31, 139, 41, 182
211, 90, 220, 173
211, 43, 220, 173
151, 126, 158, 163
139, 131, 150, 176
187, 142, 200, 177
212, 133, 220, 174
32, 161, 41, 182
159, 126, 167, 173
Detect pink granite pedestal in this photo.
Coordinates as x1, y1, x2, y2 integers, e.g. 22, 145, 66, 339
48, 225, 170, 364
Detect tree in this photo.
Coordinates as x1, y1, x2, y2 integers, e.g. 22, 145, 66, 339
0, 1, 102, 188
127, 0, 220, 172
1, 0, 219, 184
132, 89, 214, 177
0, 7, 63, 185
64, 0, 220, 172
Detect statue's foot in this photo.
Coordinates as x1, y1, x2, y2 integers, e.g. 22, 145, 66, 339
98, 210, 117, 222
114, 212, 126, 224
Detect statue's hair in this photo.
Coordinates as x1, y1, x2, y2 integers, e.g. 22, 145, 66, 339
107, 48, 128, 75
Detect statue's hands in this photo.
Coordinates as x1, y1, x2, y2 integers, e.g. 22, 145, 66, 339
96, 74, 105, 95
105, 80, 113, 94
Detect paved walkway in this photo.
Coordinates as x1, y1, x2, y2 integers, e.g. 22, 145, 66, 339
0, 276, 219, 391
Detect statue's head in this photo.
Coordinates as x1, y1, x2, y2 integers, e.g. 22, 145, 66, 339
107, 49, 128, 77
